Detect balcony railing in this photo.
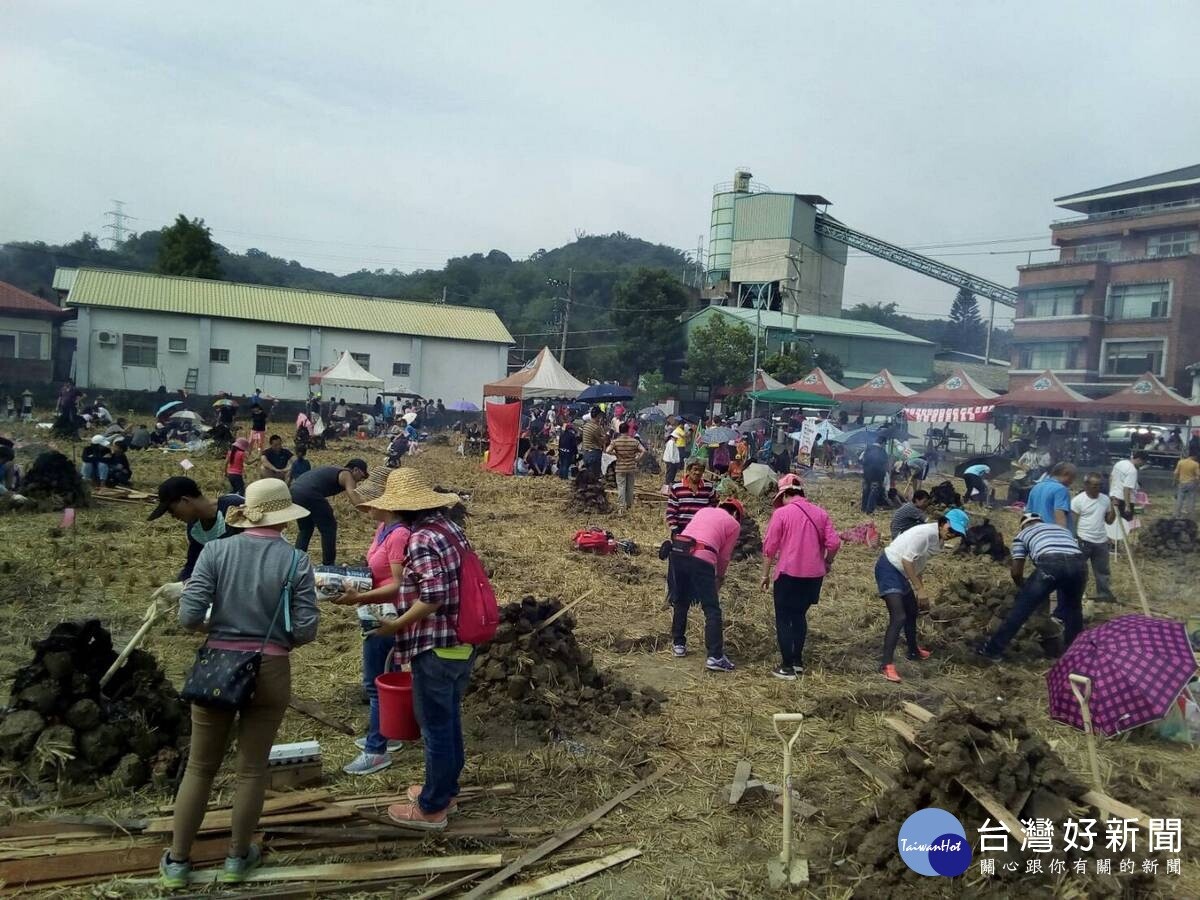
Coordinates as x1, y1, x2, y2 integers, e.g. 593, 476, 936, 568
1052, 196, 1200, 227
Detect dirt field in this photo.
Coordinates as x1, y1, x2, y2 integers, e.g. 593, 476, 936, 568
1, 428, 1197, 898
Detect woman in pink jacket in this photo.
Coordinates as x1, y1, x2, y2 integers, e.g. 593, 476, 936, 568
760, 475, 841, 680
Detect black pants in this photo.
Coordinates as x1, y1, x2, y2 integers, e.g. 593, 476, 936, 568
583, 449, 602, 476
984, 556, 1086, 656
861, 472, 885, 513
880, 590, 920, 666
773, 575, 822, 669
294, 496, 337, 565
668, 553, 723, 659
664, 460, 681, 486
964, 473, 987, 503
228, 473, 246, 495
557, 450, 576, 479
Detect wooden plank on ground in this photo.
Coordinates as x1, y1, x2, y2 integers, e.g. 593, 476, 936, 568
728, 760, 753, 804
288, 696, 356, 735
462, 763, 674, 900
0, 834, 234, 886
882, 716, 922, 747
956, 778, 1027, 844
1082, 790, 1150, 828
334, 783, 515, 804
140, 788, 335, 834
901, 702, 935, 723
162, 854, 503, 886
843, 748, 898, 792
409, 871, 488, 900
490, 847, 642, 900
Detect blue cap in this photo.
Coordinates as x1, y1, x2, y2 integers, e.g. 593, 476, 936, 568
944, 508, 970, 536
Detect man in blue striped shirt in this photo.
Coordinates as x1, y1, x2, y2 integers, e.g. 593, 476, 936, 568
977, 513, 1086, 660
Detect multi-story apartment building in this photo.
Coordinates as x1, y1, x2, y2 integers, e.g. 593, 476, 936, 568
1012, 165, 1200, 397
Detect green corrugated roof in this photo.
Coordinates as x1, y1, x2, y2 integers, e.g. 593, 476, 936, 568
65, 268, 514, 344
688, 306, 932, 346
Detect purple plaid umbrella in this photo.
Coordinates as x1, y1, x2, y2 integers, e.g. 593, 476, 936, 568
1046, 614, 1196, 737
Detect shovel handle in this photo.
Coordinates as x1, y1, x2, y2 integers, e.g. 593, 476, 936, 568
773, 713, 805, 723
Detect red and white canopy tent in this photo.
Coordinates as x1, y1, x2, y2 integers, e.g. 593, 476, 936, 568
786, 367, 848, 400
992, 370, 1093, 414
482, 347, 588, 401
1087, 372, 1200, 418
838, 369, 918, 408
903, 368, 999, 422
752, 369, 787, 392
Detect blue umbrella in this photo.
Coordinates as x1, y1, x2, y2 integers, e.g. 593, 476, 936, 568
578, 383, 634, 402
830, 423, 909, 447
448, 399, 480, 412
638, 407, 667, 422
156, 400, 184, 417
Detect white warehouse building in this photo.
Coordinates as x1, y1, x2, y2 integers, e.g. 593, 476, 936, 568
57, 268, 513, 402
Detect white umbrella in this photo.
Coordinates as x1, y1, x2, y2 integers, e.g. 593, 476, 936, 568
170, 410, 202, 422
403, 412, 418, 424
742, 463, 777, 497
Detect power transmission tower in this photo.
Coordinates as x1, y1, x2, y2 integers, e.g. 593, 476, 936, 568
695, 234, 705, 287
546, 270, 573, 365
103, 200, 130, 247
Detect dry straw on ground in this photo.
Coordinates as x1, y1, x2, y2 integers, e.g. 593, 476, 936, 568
0, 425, 1197, 897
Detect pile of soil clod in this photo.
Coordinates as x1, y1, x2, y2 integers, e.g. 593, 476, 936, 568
568, 469, 610, 513
731, 512, 762, 562
931, 574, 1062, 660
468, 597, 664, 730
0, 619, 189, 788
1137, 517, 1199, 559
21, 450, 90, 509
837, 706, 1157, 897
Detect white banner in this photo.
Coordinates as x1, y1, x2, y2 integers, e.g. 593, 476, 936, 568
903, 405, 995, 423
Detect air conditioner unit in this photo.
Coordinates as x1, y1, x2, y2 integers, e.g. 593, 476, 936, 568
97, 330, 120, 346
286, 361, 304, 377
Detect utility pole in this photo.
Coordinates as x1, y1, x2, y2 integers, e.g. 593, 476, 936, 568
984, 298, 996, 363
103, 200, 130, 247
441, 286, 447, 304
546, 270, 573, 365
749, 283, 769, 417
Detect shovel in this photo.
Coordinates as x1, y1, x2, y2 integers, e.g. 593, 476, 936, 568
767, 713, 809, 888
99, 588, 172, 691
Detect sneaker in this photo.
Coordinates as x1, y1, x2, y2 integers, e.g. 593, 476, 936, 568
387, 801, 448, 831
793, 664, 805, 676
159, 851, 191, 890
342, 752, 392, 776
406, 784, 460, 814
974, 642, 1004, 663
705, 655, 735, 672
219, 844, 262, 884
881, 664, 902, 683
770, 665, 797, 681
1095, 593, 1118, 603
355, 737, 405, 753
672, 644, 688, 657
907, 647, 932, 661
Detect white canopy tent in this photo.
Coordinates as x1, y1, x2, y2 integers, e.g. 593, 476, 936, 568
309, 351, 385, 402
482, 347, 589, 400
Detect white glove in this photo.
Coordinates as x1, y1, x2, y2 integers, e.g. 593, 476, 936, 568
153, 582, 185, 603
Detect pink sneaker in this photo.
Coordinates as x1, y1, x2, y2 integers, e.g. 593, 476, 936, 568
405, 784, 459, 814
387, 801, 448, 831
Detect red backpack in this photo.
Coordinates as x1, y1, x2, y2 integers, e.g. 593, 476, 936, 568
573, 528, 616, 555
426, 520, 499, 645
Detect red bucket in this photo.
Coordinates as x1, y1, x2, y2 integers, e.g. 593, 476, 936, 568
375, 671, 420, 741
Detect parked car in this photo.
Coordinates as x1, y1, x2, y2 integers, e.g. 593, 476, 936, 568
1102, 423, 1175, 459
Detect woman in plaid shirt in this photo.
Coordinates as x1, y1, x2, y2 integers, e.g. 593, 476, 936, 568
363, 470, 473, 831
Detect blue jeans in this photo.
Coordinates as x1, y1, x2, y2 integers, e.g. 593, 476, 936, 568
984, 556, 1086, 656
583, 449, 602, 476
81, 461, 109, 484
557, 450, 576, 479
411, 648, 475, 814
361, 633, 394, 754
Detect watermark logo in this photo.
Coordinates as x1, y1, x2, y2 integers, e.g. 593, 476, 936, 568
898, 808, 973, 877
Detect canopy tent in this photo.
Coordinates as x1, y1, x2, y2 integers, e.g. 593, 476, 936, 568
308, 351, 385, 401
993, 370, 1093, 413
1088, 372, 1200, 417
746, 387, 838, 408
752, 369, 787, 392
786, 367, 848, 399
482, 347, 588, 400
838, 369, 917, 404
906, 367, 1000, 406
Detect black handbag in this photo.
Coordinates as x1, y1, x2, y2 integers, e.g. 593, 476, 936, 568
181, 549, 301, 710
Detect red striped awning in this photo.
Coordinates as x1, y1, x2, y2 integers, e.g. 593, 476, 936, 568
904, 405, 995, 423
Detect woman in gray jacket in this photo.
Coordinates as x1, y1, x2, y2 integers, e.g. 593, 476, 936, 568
161, 478, 318, 889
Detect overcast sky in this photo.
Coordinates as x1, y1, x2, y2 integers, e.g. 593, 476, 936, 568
3, 1, 1199, 328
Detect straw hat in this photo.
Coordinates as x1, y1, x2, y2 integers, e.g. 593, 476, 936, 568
354, 466, 393, 507
226, 478, 310, 527
360, 468, 460, 513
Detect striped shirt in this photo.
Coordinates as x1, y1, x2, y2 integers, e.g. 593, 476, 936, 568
1011, 523, 1082, 562
609, 434, 643, 474
666, 479, 716, 532
890, 502, 927, 540
580, 420, 606, 452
